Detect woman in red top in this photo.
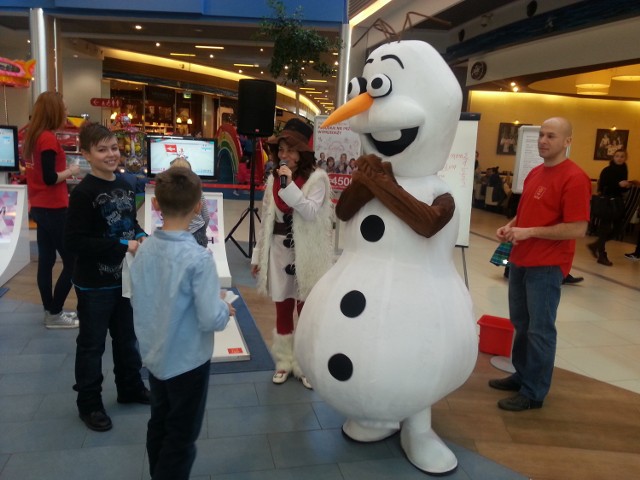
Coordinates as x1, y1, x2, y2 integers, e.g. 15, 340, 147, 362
23, 91, 81, 329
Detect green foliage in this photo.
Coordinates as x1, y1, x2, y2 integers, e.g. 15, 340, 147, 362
258, 0, 342, 87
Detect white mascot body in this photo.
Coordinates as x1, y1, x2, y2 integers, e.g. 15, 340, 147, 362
295, 40, 478, 475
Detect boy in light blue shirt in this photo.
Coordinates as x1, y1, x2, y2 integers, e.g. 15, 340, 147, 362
130, 166, 234, 480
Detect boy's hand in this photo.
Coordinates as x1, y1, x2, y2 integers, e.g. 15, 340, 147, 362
127, 240, 139, 254
227, 302, 236, 317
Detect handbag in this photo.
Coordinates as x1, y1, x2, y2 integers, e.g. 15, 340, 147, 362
490, 242, 512, 267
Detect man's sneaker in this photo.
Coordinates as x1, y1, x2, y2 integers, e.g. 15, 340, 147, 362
44, 311, 79, 329
79, 410, 112, 431
624, 252, 640, 261
497, 393, 543, 411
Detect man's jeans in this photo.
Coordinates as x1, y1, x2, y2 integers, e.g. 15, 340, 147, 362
508, 263, 563, 402
74, 286, 144, 414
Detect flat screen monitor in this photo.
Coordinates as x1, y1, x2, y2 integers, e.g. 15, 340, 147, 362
0, 125, 19, 172
146, 136, 216, 180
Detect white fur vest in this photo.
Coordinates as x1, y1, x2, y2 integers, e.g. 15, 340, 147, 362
254, 169, 334, 300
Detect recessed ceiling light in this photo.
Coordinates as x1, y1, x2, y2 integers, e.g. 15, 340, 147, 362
209, 54, 214, 58
195, 45, 224, 50
134, 25, 142, 30
155, 42, 161, 47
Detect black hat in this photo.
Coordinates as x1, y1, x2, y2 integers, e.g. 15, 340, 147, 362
267, 118, 313, 152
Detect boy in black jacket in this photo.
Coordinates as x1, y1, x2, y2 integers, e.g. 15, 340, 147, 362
65, 123, 149, 432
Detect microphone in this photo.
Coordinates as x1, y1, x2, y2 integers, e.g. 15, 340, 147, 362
279, 160, 288, 188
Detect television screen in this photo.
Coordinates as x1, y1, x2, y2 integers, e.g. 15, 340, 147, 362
0, 126, 19, 172
147, 136, 215, 179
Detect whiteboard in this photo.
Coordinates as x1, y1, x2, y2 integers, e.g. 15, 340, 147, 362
513, 125, 542, 194
438, 114, 480, 247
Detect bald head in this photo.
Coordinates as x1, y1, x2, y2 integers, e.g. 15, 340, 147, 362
542, 117, 572, 137
538, 117, 573, 165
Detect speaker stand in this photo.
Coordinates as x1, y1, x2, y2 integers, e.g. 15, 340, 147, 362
225, 137, 262, 258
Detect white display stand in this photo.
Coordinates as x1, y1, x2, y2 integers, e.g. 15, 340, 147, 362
0, 185, 30, 287
142, 187, 232, 287
202, 192, 232, 288
211, 315, 250, 362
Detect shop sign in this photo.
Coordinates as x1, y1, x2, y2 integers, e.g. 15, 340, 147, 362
90, 98, 122, 108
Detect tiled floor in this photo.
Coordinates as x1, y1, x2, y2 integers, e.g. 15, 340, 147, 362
1, 197, 639, 479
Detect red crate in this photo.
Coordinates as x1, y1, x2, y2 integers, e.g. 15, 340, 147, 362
477, 315, 514, 357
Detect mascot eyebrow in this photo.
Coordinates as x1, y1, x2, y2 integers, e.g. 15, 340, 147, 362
365, 54, 404, 69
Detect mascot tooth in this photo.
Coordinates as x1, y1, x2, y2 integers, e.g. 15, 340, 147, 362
295, 40, 477, 475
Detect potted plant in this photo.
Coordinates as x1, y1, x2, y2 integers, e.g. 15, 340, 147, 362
258, 0, 342, 88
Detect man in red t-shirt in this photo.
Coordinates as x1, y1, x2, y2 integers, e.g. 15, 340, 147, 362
489, 117, 591, 411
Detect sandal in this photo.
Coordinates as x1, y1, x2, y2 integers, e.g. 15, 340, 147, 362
272, 370, 290, 384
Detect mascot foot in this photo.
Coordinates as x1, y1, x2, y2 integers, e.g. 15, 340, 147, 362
400, 426, 457, 475
342, 419, 399, 442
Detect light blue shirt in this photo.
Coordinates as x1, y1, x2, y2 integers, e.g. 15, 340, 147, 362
130, 230, 230, 380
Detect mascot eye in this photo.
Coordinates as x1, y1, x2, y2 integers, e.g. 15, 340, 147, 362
347, 77, 367, 100
367, 74, 392, 98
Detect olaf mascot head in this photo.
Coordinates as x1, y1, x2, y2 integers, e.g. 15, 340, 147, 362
294, 40, 477, 475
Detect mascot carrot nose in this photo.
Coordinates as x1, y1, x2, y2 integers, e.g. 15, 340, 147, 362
321, 93, 374, 128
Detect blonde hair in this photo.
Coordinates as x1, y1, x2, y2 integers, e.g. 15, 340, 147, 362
169, 157, 192, 170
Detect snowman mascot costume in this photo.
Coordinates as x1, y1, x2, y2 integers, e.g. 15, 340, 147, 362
295, 40, 477, 475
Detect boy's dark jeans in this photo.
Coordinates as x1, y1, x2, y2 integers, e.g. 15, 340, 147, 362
74, 286, 145, 414
147, 361, 210, 480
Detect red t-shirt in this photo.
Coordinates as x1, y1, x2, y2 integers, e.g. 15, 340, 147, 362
510, 159, 591, 277
25, 130, 69, 209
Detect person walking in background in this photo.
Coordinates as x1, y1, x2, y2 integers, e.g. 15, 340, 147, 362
65, 123, 149, 432
130, 167, 234, 480
588, 149, 633, 266
490, 117, 591, 412
251, 119, 334, 389
169, 158, 210, 247
23, 91, 81, 329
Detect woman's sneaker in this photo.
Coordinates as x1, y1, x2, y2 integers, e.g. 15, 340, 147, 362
44, 311, 79, 329
624, 252, 640, 261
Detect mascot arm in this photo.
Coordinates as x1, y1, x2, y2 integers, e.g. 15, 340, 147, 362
356, 156, 455, 238
335, 176, 375, 221
335, 154, 388, 221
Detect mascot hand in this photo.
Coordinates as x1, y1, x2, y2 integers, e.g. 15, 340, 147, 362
357, 154, 385, 177
335, 154, 384, 221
